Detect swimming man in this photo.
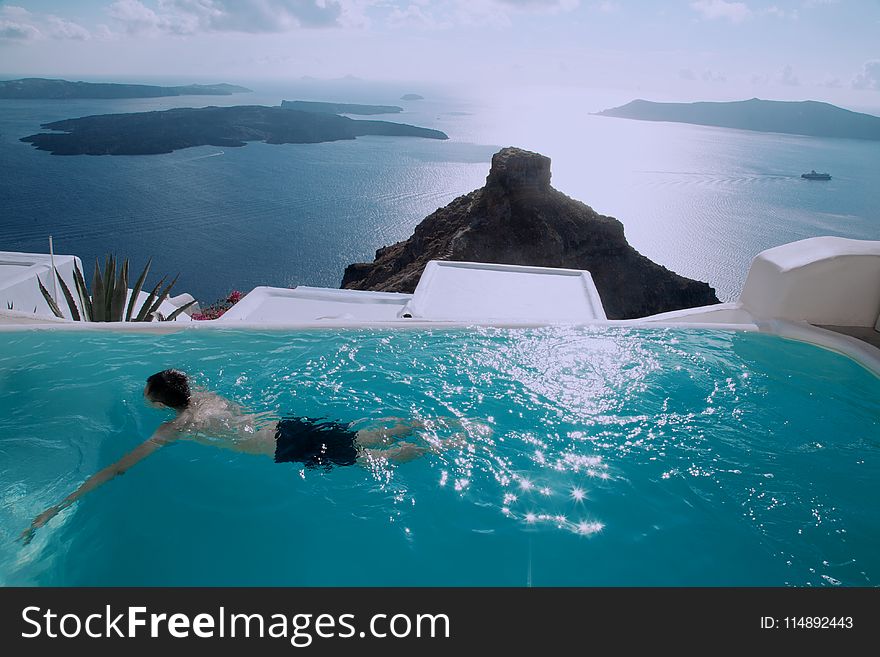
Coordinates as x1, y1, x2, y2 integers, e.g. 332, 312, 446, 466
22, 369, 431, 543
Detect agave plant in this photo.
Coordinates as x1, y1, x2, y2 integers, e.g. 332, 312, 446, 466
38, 256, 196, 322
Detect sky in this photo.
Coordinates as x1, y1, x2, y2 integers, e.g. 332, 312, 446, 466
1, 0, 879, 109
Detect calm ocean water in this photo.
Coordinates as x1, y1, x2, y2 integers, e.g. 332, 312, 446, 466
1, 81, 878, 304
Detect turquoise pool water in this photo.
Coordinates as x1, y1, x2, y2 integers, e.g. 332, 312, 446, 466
0, 327, 877, 586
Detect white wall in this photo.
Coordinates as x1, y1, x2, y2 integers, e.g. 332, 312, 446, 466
405, 261, 608, 322
639, 303, 757, 326
0, 252, 82, 319
739, 237, 880, 327
0, 251, 193, 322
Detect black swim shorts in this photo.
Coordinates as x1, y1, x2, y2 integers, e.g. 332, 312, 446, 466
274, 417, 359, 469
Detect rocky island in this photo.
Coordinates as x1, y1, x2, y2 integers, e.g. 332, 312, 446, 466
597, 98, 880, 141
280, 100, 403, 115
20, 105, 448, 155
0, 77, 251, 99
400, 94, 424, 101
342, 147, 719, 319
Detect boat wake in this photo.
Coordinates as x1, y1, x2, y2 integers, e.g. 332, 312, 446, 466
187, 151, 225, 161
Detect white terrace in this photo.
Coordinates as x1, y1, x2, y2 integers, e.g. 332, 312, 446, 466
2, 236, 879, 373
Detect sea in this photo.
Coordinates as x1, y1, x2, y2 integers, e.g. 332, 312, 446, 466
1, 79, 879, 305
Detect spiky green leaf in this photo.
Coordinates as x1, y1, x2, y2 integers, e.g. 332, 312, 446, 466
163, 300, 197, 322
37, 276, 64, 319
92, 259, 105, 322
134, 276, 166, 322
72, 263, 92, 321
54, 268, 81, 321
104, 255, 116, 321
125, 258, 151, 322
110, 259, 128, 321
145, 274, 179, 321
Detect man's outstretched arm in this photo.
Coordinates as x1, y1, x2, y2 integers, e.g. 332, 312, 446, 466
20, 423, 178, 544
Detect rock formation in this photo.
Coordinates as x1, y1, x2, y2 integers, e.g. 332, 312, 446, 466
341, 147, 719, 319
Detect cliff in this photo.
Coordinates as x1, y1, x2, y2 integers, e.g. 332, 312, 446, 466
341, 147, 719, 319
597, 98, 880, 141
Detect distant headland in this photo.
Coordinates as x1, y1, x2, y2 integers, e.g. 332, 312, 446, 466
596, 98, 880, 141
280, 100, 403, 115
20, 105, 448, 155
0, 78, 252, 100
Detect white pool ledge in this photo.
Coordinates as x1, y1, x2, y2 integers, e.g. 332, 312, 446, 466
1, 237, 879, 377
219, 286, 412, 323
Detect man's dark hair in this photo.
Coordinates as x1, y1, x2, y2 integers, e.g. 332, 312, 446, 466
146, 369, 190, 409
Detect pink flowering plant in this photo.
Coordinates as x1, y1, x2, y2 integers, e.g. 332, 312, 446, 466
191, 290, 244, 321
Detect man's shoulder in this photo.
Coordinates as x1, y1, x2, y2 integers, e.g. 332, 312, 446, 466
151, 420, 183, 444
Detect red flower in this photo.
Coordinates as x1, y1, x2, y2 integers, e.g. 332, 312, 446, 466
191, 289, 243, 320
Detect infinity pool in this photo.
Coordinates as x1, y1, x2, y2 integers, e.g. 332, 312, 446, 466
0, 327, 877, 585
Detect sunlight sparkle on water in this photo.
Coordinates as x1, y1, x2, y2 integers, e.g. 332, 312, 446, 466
4, 326, 877, 586
576, 521, 605, 536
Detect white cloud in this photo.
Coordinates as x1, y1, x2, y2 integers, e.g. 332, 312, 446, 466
494, 0, 580, 12
0, 18, 40, 40
779, 64, 798, 86
440, 0, 580, 27
701, 68, 726, 82
761, 5, 797, 19
107, 0, 353, 35
750, 65, 801, 88
593, 1, 619, 13
690, 0, 752, 23
108, 0, 169, 35
852, 60, 880, 91
447, 1, 511, 28
93, 23, 118, 40
47, 15, 92, 40
0, 5, 91, 41
1, 5, 33, 21
679, 68, 696, 80
387, 4, 444, 28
